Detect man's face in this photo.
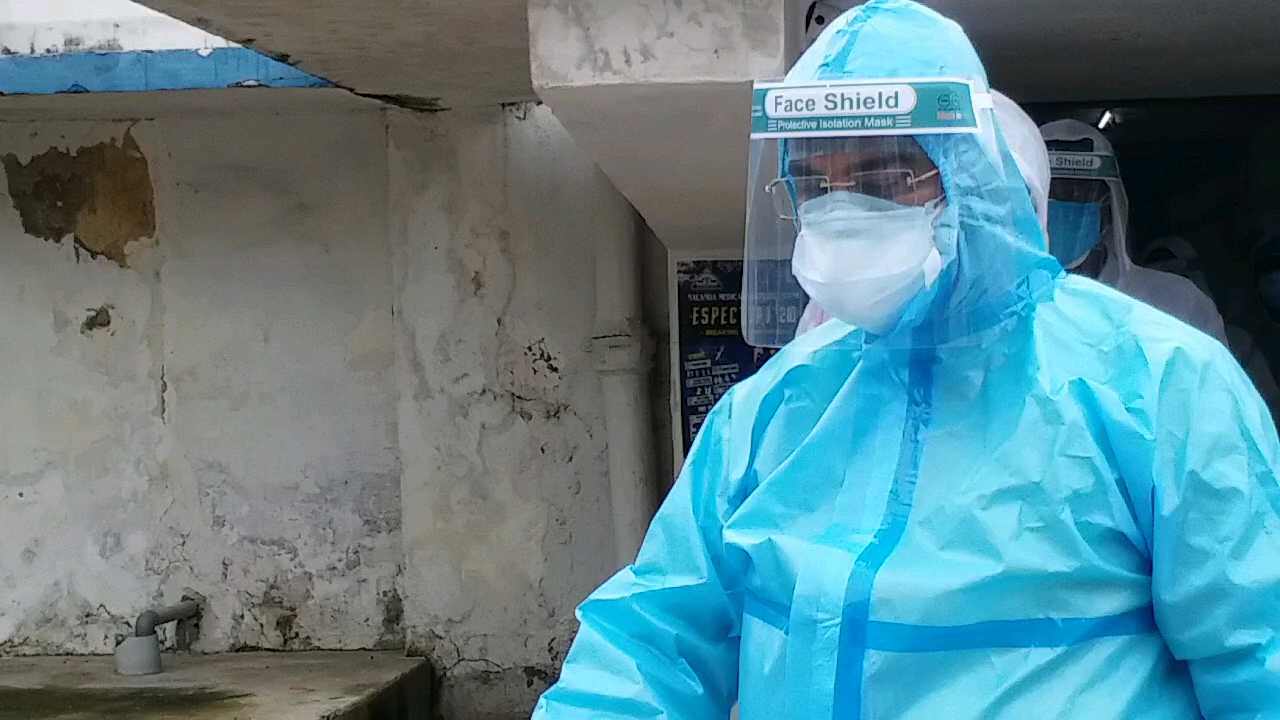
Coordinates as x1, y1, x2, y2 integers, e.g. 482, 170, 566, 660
787, 136, 944, 208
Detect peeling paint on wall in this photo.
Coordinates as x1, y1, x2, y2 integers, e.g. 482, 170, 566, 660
2, 130, 155, 267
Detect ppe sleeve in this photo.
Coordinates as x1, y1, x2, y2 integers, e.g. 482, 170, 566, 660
533, 394, 744, 719
1151, 345, 1280, 718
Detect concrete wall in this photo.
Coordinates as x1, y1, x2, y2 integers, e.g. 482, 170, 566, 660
0, 101, 402, 654
389, 104, 619, 718
0, 91, 647, 718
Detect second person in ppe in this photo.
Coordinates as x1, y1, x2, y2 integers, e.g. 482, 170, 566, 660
535, 2, 1280, 718
1041, 118, 1228, 343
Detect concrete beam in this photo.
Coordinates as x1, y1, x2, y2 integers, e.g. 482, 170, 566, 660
539, 80, 755, 251
530, 0, 787, 251
529, 0, 785, 89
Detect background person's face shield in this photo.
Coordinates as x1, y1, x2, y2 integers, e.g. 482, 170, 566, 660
742, 79, 985, 347
1043, 142, 1127, 279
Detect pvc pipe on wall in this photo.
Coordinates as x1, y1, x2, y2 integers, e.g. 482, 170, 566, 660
590, 170, 658, 566
135, 599, 200, 637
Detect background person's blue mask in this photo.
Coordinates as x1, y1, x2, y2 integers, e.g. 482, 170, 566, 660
1047, 200, 1103, 268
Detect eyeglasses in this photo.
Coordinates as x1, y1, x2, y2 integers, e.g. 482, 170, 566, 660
765, 168, 942, 220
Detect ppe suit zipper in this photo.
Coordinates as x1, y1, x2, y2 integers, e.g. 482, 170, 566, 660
832, 347, 937, 719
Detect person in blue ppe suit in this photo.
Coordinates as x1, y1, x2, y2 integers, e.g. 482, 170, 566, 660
1041, 119, 1229, 344
533, 2, 1280, 718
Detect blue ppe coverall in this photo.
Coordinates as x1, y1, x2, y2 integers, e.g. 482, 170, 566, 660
533, 1, 1280, 717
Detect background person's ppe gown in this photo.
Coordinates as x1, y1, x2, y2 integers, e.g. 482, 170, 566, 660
1040, 120, 1229, 344
1144, 235, 1280, 413
533, 1, 1280, 718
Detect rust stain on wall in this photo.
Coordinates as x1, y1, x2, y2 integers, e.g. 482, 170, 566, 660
2, 131, 155, 267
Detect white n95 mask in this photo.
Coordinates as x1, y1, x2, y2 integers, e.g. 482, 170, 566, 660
791, 191, 944, 335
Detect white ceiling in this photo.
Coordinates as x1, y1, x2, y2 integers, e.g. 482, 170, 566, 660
124, 0, 1280, 107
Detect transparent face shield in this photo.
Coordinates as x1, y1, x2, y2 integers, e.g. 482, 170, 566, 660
1046, 150, 1123, 278
742, 79, 985, 347
744, 136, 946, 344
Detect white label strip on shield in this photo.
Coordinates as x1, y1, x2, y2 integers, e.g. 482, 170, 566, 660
750, 77, 983, 139
1047, 152, 1121, 180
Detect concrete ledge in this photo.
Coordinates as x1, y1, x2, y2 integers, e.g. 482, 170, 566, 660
0, 651, 430, 720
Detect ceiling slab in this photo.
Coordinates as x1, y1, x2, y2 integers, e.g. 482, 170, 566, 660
119, 0, 1280, 252
126, 0, 1280, 109
532, 0, 1280, 252
131, 0, 533, 108
930, 0, 1280, 102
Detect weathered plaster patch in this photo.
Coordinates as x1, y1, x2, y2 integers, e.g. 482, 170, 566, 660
0, 584, 132, 656
59, 35, 125, 54
1, 130, 155, 267
529, 0, 782, 86
79, 304, 113, 335
377, 587, 405, 650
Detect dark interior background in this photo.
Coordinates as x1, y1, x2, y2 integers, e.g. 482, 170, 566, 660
1028, 97, 1280, 420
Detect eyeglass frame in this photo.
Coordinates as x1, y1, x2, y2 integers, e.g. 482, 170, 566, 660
765, 168, 943, 220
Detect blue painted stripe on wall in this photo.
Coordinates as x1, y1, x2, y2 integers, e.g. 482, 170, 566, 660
0, 47, 331, 95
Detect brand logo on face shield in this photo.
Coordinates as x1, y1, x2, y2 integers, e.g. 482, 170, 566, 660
765, 84, 918, 119
935, 91, 963, 121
